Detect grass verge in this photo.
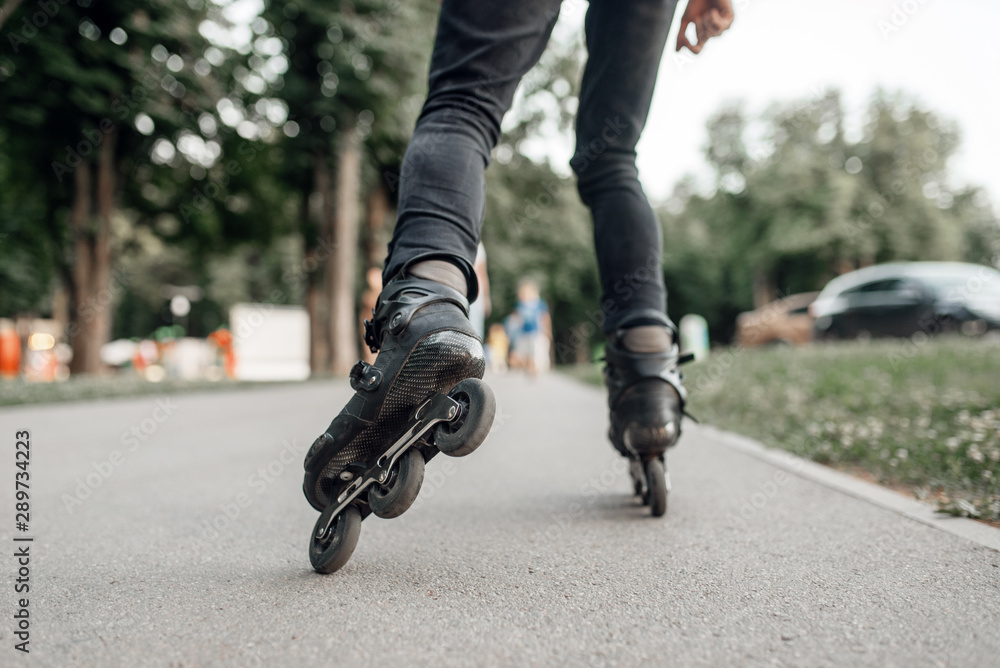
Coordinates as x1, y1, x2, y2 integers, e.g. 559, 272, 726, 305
563, 336, 1000, 522
0, 375, 297, 408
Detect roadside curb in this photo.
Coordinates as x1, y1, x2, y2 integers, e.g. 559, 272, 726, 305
701, 424, 1000, 552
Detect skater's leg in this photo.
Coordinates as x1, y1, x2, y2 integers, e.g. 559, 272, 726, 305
385, 0, 564, 300
304, 0, 561, 537
573, 1, 686, 516
572, 0, 679, 332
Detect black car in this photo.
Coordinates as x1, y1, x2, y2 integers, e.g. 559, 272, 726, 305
811, 262, 1000, 340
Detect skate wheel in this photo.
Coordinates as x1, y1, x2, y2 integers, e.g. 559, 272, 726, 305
435, 378, 496, 458
310, 504, 362, 574
368, 448, 425, 519
644, 458, 668, 518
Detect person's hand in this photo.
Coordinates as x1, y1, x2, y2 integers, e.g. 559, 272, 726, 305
676, 0, 734, 54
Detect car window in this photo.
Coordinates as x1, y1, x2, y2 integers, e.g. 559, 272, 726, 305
841, 279, 904, 295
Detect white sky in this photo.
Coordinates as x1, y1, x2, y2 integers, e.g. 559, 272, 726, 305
537, 0, 1000, 210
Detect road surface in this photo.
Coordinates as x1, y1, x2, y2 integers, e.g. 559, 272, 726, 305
0, 373, 997, 666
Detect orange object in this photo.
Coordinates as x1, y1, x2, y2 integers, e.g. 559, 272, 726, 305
209, 329, 236, 379
132, 349, 147, 372
0, 329, 21, 378
209, 329, 233, 347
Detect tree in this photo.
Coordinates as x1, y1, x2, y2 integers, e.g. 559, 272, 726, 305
259, 0, 437, 373
0, 1, 235, 372
658, 90, 999, 341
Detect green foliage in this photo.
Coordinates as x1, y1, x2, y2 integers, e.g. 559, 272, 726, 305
497, 28, 583, 157
482, 155, 597, 359
0, 0, 273, 318
0, 128, 54, 314
1, 1, 216, 185
260, 0, 437, 177
0, 374, 278, 407
0, 1, 329, 336
686, 337, 1000, 521
660, 91, 1000, 341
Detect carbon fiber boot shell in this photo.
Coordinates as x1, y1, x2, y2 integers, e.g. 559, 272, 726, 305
302, 278, 485, 511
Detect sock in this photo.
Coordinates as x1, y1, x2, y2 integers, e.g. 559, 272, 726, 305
408, 260, 468, 296
620, 326, 672, 354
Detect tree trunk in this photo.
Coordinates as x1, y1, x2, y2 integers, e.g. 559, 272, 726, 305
305, 279, 327, 375
306, 162, 331, 374
357, 181, 391, 365
328, 124, 362, 375
833, 257, 855, 276
68, 128, 116, 375
751, 268, 774, 308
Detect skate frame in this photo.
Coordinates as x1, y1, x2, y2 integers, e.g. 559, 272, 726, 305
315, 392, 462, 539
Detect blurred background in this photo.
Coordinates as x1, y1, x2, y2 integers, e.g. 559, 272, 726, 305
0, 0, 998, 385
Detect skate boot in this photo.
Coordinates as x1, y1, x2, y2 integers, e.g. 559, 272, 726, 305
604, 323, 689, 518
303, 274, 496, 574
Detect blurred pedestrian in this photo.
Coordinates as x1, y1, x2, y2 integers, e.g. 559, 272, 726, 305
485, 322, 509, 374
512, 279, 551, 377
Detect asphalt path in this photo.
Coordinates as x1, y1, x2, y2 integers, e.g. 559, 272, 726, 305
0, 372, 998, 667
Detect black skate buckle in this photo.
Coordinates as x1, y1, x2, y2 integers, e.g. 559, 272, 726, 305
349, 360, 382, 392
363, 319, 379, 353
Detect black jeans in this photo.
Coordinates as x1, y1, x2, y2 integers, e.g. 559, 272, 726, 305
385, 0, 679, 332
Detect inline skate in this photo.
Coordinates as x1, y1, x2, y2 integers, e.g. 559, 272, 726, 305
604, 323, 689, 517
303, 276, 495, 574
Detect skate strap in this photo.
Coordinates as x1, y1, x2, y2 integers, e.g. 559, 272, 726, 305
595, 350, 694, 366
604, 341, 688, 409
364, 278, 470, 353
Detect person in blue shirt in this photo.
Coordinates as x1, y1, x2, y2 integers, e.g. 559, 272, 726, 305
512, 279, 551, 376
